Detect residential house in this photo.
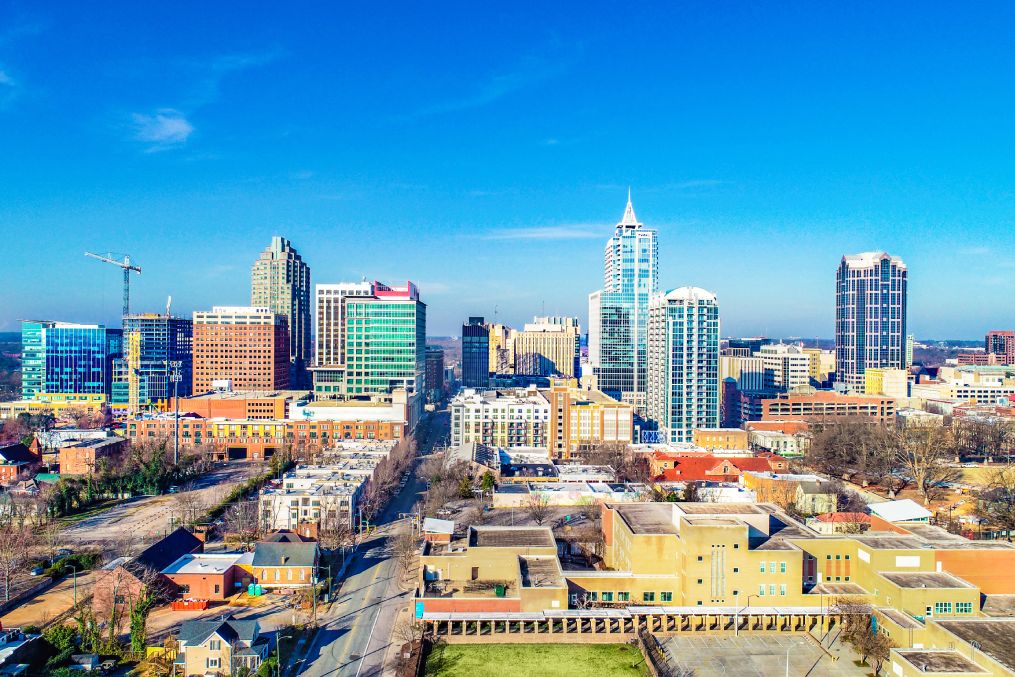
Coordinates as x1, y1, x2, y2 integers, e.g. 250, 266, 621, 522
0, 443, 38, 483
240, 541, 319, 588
807, 512, 871, 535
175, 618, 270, 677
653, 455, 783, 483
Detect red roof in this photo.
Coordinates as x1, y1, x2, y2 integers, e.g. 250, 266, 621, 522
815, 512, 871, 523
654, 455, 776, 482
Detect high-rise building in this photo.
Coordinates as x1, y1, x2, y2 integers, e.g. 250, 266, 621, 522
728, 337, 771, 354
113, 314, 193, 409
513, 316, 581, 378
192, 306, 289, 392
462, 317, 490, 388
757, 343, 810, 392
985, 330, 1015, 365
720, 355, 765, 393
835, 252, 908, 391
312, 282, 373, 398
425, 346, 446, 402
646, 287, 720, 443
251, 237, 311, 385
905, 333, 915, 368
21, 321, 122, 400
588, 192, 659, 410
488, 323, 515, 374
802, 348, 836, 385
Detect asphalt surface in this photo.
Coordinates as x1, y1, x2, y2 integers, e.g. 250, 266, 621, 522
297, 410, 448, 677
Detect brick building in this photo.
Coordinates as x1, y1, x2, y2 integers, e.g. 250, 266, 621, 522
192, 306, 289, 392
58, 436, 127, 475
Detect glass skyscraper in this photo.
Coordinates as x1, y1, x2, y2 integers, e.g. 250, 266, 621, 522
588, 192, 658, 409
22, 320, 122, 398
112, 314, 194, 408
646, 287, 720, 443
461, 317, 490, 388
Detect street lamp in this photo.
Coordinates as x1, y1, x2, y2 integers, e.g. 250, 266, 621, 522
169, 361, 183, 466
68, 565, 78, 607
277, 634, 293, 677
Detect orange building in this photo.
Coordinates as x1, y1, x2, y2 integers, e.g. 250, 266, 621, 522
761, 391, 896, 424
166, 391, 297, 419
192, 306, 289, 393
744, 420, 811, 434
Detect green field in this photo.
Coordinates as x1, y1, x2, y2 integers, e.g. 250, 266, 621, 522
424, 643, 650, 677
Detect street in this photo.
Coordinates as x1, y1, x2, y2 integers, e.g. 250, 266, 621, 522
296, 409, 448, 677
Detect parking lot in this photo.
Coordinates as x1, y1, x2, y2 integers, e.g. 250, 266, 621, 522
661, 634, 872, 676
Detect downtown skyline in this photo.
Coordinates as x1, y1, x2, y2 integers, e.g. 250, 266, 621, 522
4, 2, 1015, 338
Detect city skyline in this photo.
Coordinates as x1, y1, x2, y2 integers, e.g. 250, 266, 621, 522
4, 3, 1015, 338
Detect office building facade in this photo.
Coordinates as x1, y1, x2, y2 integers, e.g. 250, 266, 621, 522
312, 282, 373, 398
192, 307, 289, 392
588, 193, 659, 410
21, 321, 122, 399
986, 330, 1015, 365
425, 346, 445, 402
251, 237, 311, 384
114, 314, 193, 409
646, 287, 720, 443
513, 316, 581, 378
835, 252, 908, 390
461, 317, 490, 388
757, 343, 811, 392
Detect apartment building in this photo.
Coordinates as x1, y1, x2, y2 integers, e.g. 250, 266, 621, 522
545, 380, 633, 460
757, 343, 810, 391
692, 428, 749, 451
450, 387, 550, 448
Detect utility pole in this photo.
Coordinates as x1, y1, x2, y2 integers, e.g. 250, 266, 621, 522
169, 361, 182, 465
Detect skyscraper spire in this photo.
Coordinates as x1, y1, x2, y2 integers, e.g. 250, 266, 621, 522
620, 188, 640, 227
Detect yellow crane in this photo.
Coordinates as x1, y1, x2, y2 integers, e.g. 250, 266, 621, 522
84, 251, 142, 318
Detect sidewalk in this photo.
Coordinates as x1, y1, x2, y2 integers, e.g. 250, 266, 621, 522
0, 571, 98, 628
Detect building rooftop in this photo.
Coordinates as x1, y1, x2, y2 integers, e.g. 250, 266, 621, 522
469, 527, 555, 549
877, 607, 923, 629
810, 582, 868, 596
614, 504, 678, 535
162, 553, 243, 576
935, 619, 1015, 671
183, 390, 305, 400
519, 556, 565, 588
894, 650, 985, 673
869, 499, 933, 523
982, 595, 1015, 617
880, 571, 973, 589
675, 503, 766, 515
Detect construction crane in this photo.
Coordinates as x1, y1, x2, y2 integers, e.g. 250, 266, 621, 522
84, 252, 142, 318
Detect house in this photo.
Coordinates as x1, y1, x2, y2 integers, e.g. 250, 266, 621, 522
807, 512, 871, 535
161, 553, 248, 601
0, 444, 38, 483
92, 527, 203, 615
743, 472, 836, 516
175, 618, 270, 677
794, 480, 837, 516
241, 541, 319, 588
653, 455, 781, 483
261, 529, 309, 544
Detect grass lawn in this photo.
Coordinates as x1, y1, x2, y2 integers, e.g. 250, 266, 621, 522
424, 643, 649, 677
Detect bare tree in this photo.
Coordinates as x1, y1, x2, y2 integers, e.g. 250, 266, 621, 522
977, 465, 1015, 536
524, 493, 552, 526
392, 530, 418, 581
0, 524, 32, 601
223, 500, 261, 551
172, 484, 205, 527
317, 510, 352, 551
889, 425, 961, 505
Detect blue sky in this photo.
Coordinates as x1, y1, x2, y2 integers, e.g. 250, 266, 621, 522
2, 2, 1014, 338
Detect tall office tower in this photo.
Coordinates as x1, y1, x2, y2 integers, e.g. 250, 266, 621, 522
312, 282, 373, 398
251, 236, 311, 385
192, 307, 289, 392
488, 323, 515, 374
513, 316, 581, 378
985, 330, 1015, 365
728, 337, 771, 354
720, 355, 765, 393
425, 346, 446, 402
803, 348, 836, 385
646, 287, 720, 443
114, 314, 194, 408
835, 252, 908, 391
343, 282, 426, 397
587, 191, 659, 410
21, 321, 123, 399
757, 343, 810, 392
462, 317, 490, 388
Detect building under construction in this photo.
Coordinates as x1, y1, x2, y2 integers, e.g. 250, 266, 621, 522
111, 313, 193, 412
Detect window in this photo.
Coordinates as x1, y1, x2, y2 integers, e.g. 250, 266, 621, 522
601, 592, 614, 602
779, 585, 786, 596
957, 602, 973, 614
618, 592, 630, 602
179, 585, 190, 594
769, 561, 776, 573
733, 567, 739, 573
779, 562, 786, 574
207, 658, 220, 668
934, 602, 953, 615
697, 556, 703, 561
209, 640, 221, 651
769, 585, 776, 596
214, 584, 220, 594
589, 592, 598, 601
696, 579, 703, 585
643, 592, 655, 602
760, 562, 766, 573
758, 585, 765, 596
660, 592, 673, 602
733, 543, 739, 549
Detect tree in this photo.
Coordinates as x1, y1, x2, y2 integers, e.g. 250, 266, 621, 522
224, 500, 261, 551
890, 425, 961, 505
0, 524, 33, 602
392, 530, 418, 581
317, 510, 352, 551
977, 465, 1015, 536
480, 471, 496, 496
524, 493, 552, 526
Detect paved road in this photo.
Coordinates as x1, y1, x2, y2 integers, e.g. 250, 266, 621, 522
0, 571, 99, 628
298, 410, 448, 677
62, 462, 263, 546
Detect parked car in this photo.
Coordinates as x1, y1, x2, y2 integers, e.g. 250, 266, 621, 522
56, 548, 74, 558
167, 485, 180, 494
99, 659, 117, 673
30, 566, 44, 576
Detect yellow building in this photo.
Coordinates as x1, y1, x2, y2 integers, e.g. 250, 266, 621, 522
864, 367, 909, 400
803, 348, 836, 383
488, 323, 515, 374
547, 379, 634, 460
176, 618, 270, 676
692, 428, 749, 450
0, 394, 107, 420
512, 317, 580, 378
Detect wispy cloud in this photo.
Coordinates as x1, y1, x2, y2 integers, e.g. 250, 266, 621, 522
404, 42, 580, 119
185, 48, 285, 108
481, 224, 602, 241
132, 109, 194, 151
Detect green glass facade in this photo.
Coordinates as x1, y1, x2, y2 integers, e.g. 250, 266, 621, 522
343, 298, 426, 396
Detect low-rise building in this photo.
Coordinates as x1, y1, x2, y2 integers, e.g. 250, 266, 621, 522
692, 428, 749, 450
758, 390, 897, 424
747, 429, 809, 457
161, 553, 249, 601
239, 541, 319, 589
175, 618, 270, 677
652, 454, 786, 483
58, 436, 127, 475
743, 472, 838, 516
865, 367, 910, 400
806, 512, 871, 535
0, 443, 38, 483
